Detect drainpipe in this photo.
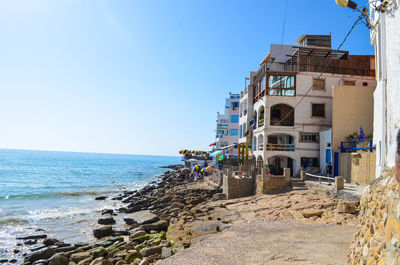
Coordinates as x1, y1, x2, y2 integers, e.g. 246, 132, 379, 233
381, 13, 388, 173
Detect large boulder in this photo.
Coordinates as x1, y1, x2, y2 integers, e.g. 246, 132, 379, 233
93, 226, 113, 239
140, 220, 169, 232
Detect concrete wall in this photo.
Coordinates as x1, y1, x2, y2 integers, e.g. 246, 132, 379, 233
332, 85, 375, 151
370, 5, 400, 178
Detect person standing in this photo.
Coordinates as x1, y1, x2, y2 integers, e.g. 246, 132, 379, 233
328, 162, 333, 178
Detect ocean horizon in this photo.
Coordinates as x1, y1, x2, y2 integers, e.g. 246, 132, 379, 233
0, 148, 181, 261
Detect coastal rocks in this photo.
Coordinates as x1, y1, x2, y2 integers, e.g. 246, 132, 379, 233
43, 238, 59, 246
126, 211, 159, 225
70, 252, 91, 263
97, 216, 116, 225
95, 196, 107, 201
161, 247, 173, 259
140, 220, 169, 232
48, 253, 69, 265
17, 235, 47, 240
140, 246, 163, 257
93, 226, 113, 239
24, 247, 56, 264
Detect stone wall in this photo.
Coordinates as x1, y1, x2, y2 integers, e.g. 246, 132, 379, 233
347, 168, 400, 264
339, 151, 376, 184
222, 169, 254, 199
256, 168, 291, 194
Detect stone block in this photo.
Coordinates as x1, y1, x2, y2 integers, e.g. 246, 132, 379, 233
335, 176, 345, 192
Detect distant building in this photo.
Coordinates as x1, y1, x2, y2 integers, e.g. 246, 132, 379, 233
369, 2, 400, 177
246, 34, 376, 176
215, 93, 240, 156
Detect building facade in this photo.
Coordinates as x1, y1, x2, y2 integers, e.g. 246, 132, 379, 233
215, 93, 240, 156
369, 1, 400, 177
247, 35, 375, 176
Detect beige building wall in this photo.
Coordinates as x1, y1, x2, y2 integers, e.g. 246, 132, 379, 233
332, 85, 375, 151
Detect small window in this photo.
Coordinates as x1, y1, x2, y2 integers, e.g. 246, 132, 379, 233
300, 132, 319, 143
232, 102, 239, 110
230, 115, 239, 123
230, 129, 238, 136
363, 82, 368, 86
343, 80, 355, 86
312, 104, 325, 117
313, 78, 325, 90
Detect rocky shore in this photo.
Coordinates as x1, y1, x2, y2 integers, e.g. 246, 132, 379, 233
3, 164, 222, 265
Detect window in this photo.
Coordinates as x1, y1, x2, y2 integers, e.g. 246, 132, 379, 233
343, 80, 355, 86
301, 157, 319, 167
260, 76, 265, 92
232, 102, 239, 110
239, 125, 243, 138
230, 129, 238, 136
313, 78, 325, 90
268, 75, 295, 96
230, 115, 239, 123
300, 132, 319, 142
243, 123, 247, 136
363, 82, 368, 86
312, 104, 325, 117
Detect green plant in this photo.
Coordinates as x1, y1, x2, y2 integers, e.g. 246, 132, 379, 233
345, 132, 359, 141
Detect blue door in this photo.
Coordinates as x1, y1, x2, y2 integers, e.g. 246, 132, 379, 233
333, 152, 339, 177
326, 149, 331, 164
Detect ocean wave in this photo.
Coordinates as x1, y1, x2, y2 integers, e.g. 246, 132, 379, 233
1, 189, 121, 200
0, 217, 28, 225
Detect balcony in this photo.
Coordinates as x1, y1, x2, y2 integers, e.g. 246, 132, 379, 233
266, 134, 295, 151
265, 143, 295, 151
270, 104, 294, 127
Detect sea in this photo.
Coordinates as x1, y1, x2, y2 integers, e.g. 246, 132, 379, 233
0, 149, 181, 261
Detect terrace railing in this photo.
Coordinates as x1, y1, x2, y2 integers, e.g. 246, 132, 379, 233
340, 139, 375, 153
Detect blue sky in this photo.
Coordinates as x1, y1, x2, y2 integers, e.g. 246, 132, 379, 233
0, 0, 373, 156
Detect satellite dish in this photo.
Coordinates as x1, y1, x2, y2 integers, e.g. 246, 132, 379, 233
249, 120, 255, 126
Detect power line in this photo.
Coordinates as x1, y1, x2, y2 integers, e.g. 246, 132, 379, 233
276, 14, 365, 125
281, 0, 289, 45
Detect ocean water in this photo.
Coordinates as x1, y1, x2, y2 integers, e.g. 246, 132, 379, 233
0, 149, 181, 260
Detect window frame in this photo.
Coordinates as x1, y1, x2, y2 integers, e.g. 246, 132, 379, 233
312, 78, 325, 91
267, 74, 296, 97
311, 103, 325, 118
299, 132, 320, 143
230, 115, 239, 123
229, 129, 238, 136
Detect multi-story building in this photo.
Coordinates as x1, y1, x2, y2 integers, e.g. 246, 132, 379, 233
369, 1, 400, 178
238, 77, 254, 160
248, 34, 376, 176
215, 93, 240, 156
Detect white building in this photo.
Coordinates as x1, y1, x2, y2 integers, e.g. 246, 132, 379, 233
215, 93, 240, 156
369, 1, 400, 177
249, 35, 376, 176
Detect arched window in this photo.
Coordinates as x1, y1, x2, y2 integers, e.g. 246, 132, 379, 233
258, 135, 264, 151
253, 136, 257, 151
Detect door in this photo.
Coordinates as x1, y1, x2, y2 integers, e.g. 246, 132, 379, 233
326, 149, 332, 164
334, 152, 339, 177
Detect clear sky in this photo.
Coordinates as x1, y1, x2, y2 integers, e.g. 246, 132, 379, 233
0, 0, 373, 156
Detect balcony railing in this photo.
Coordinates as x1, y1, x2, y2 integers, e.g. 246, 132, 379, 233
340, 139, 375, 153
265, 143, 295, 151
258, 143, 264, 151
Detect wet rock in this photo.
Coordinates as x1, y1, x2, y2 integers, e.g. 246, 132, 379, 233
95, 196, 107, 201
74, 242, 89, 248
101, 209, 114, 215
125, 250, 142, 263
24, 239, 38, 245
97, 216, 115, 225
55, 246, 76, 252
13, 249, 20, 254
48, 253, 69, 265
130, 230, 146, 239
0, 259, 8, 263
93, 226, 113, 239
170, 202, 185, 209
17, 234, 47, 240
43, 238, 59, 246
32, 260, 49, 265
25, 247, 56, 264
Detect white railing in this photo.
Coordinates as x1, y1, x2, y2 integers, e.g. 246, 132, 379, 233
305, 173, 335, 184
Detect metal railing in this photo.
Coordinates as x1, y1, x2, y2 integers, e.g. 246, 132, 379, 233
265, 143, 295, 151
305, 172, 335, 184
340, 139, 375, 153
